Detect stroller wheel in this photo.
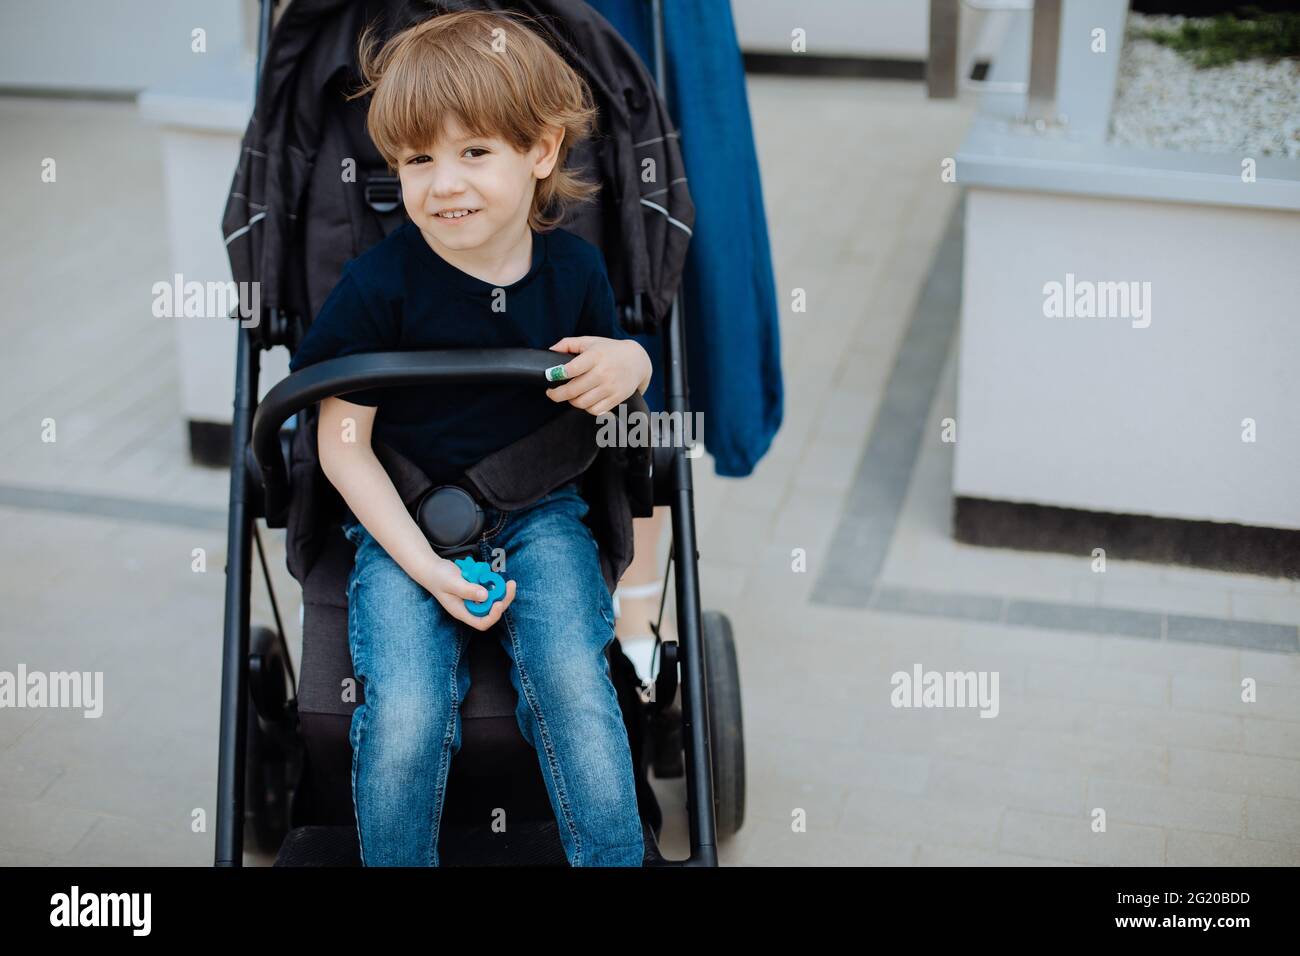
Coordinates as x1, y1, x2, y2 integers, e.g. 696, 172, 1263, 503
245, 626, 293, 855
702, 611, 745, 839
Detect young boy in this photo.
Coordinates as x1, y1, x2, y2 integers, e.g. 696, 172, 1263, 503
288, 9, 653, 867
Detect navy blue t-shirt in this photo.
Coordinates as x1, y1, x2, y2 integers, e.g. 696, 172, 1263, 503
288, 220, 629, 487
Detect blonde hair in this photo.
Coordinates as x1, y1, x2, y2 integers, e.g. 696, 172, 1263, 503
347, 8, 601, 232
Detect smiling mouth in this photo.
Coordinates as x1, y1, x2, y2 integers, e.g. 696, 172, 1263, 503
434, 208, 480, 220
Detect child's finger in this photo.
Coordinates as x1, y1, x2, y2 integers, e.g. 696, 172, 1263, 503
588, 393, 622, 416
469, 580, 516, 631
546, 370, 599, 403
544, 349, 595, 384
572, 385, 613, 411
548, 336, 597, 354
451, 576, 490, 602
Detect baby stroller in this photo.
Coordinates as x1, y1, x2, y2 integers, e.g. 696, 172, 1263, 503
215, 0, 744, 866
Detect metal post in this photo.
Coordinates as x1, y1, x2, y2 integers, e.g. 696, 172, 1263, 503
215, 322, 258, 866
648, 0, 717, 866
928, 0, 959, 98
1025, 0, 1061, 124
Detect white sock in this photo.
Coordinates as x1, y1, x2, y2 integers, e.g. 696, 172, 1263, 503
620, 635, 658, 684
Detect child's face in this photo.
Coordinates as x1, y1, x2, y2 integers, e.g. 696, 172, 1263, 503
397, 115, 562, 250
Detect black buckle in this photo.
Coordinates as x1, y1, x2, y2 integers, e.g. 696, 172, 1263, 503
414, 484, 485, 557
364, 175, 402, 214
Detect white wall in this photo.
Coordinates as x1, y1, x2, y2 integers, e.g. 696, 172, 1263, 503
954, 188, 1300, 530
732, 0, 1010, 63
734, 0, 930, 58
0, 0, 256, 94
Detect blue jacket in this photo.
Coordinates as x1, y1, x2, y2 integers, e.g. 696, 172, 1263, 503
586, 0, 784, 477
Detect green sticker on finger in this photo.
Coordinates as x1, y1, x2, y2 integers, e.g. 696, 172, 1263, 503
545, 364, 568, 383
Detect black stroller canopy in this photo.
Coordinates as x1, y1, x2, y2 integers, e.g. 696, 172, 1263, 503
222, 0, 694, 350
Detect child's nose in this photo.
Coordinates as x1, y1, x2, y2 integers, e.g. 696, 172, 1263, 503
428, 166, 467, 198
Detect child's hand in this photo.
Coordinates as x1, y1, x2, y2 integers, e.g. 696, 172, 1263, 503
544, 337, 651, 416
422, 557, 516, 631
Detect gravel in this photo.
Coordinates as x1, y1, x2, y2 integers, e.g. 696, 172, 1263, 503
1108, 13, 1300, 159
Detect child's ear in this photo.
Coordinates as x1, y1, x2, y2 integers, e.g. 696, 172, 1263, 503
532, 124, 564, 180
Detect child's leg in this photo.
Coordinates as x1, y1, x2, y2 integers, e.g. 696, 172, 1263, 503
343, 520, 472, 867
615, 507, 674, 682
484, 485, 645, 867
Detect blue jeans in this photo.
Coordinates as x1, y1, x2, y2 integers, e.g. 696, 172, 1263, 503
340, 481, 644, 866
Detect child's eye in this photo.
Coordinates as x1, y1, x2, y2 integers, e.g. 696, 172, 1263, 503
406, 155, 429, 165
464, 147, 489, 158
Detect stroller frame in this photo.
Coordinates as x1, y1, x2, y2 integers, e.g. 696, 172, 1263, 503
215, 0, 723, 866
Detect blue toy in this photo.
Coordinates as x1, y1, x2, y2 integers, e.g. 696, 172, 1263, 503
455, 556, 508, 617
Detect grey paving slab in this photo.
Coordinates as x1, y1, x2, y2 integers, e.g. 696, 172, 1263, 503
870, 585, 1005, 622
1005, 599, 1164, 640
1087, 778, 1246, 837
0, 483, 226, 531
1167, 614, 1299, 653
999, 808, 1166, 865
1244, 796, 1300, 844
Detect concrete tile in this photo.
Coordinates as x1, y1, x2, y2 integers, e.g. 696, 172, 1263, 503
1087, 778, 1245, 836
731, 811, 916, 866
814, 388, 880, 443
64, 815, 210, 866
999, 808, 1165, 865
980, 729, 1169, 785
1006, 600, 1163, 640
808, 574, 874, 608
696, 505, 777, 568
1230, 591, 1300, 626
1241, 717, 1300, 760
1093, 635, 1239, 678
977, 693, 1097, 736
1162, 564, 1296, 594
883, 544, 1086, 605
1167, 614, 1298, 653
1095, 704, 1242, 753
35, 756, 214, 838
695, 558, 749, 605
839, 787, 1004, 850
1173, 674, 1300, 722
771, 501, 843, 556
0, 707, 45, 752
790, 437, 863, 496
1098, 579, 1231, 619
870, 586, 1004, 623
742, 774, 849, 835
1024, 660, 1169, 708
1240, 649, 1300, 687
741, 562, 815, 607
1168, 747, 1300, 799
1245, 795, 1300, 844
959, 623, 1100, 666
0, 797, 101, 855
916, 843, 1083, 866
0, 845, 57, 866
925, 758, 1087, 816
1166, 829, 1300, 866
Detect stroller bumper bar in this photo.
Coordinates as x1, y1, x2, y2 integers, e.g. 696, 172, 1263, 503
249, 348, 575, 526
